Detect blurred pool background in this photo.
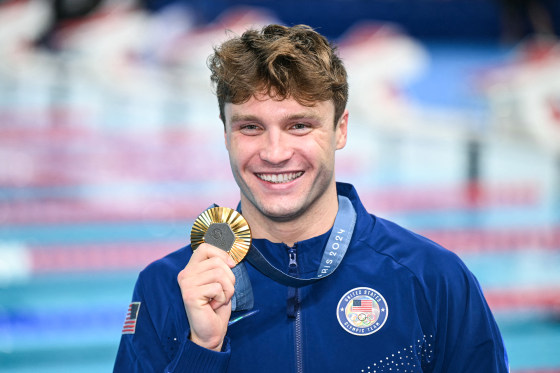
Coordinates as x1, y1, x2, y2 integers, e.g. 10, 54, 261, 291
1, 0, 559, 372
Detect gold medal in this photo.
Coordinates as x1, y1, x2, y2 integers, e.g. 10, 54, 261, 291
190, 206, 251, 264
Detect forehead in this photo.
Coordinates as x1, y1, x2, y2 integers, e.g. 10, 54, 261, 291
224, 94, 335, 123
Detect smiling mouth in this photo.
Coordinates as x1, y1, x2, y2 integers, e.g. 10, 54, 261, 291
256, 172, 303, 184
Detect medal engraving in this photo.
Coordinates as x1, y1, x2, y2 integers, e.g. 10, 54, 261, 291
190, 207, 251, 264
204, 223, 235, 251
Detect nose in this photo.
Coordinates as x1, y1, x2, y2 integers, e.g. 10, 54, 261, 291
259, 129, 293, 165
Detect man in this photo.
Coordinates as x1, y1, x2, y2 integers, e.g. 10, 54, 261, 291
114, 24, 509, 372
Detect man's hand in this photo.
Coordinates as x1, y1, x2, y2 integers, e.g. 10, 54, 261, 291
177, 244, 236, 351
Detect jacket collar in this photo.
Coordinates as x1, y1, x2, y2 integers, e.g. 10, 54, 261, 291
250, 182, 374, 276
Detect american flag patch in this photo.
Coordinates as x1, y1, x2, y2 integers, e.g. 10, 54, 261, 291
122, 302, 141, 334
352, 299, 373, 313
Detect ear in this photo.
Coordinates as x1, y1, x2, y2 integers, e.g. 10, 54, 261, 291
335, 109, 349, 150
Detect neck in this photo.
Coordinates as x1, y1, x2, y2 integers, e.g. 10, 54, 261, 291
242, 185, 339, 247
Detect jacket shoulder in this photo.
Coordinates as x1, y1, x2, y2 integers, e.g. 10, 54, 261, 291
370, 217, 470, 284
138, 246, 192, 283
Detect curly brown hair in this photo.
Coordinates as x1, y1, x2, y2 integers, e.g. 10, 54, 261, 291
208, 24, 348, 127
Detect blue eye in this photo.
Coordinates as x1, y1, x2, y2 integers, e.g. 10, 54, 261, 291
290, 123, 313, 134
239, 124, 263, 135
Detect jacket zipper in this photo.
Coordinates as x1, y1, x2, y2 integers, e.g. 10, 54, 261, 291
287, 246, 303, 373
294, 307, 303, 373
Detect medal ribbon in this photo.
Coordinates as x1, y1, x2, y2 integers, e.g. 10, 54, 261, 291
244, 195, 356, 288
215, 195, 355, 313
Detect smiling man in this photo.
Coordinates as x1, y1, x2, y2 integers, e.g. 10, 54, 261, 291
225, 95, 347, 243
114, 24, 509, 372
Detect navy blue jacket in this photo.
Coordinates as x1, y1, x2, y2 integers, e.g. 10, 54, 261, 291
114, 182, 509, 372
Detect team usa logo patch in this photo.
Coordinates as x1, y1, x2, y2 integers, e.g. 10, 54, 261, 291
336, 287, 388, 336
122, 302, 141, 334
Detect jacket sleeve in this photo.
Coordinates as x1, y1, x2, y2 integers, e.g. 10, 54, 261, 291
113, 273, 232, 372
427, 255, 509, 372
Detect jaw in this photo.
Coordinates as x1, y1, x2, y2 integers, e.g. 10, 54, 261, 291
239, 171, 340, 241
239, 170, 309, 221
245, 168, 334, 220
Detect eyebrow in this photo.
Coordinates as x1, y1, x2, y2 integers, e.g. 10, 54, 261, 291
229, 111, 323, 124
229, 114, 259, 123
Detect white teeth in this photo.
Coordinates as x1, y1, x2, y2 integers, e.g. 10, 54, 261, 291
258, 172, 303, 184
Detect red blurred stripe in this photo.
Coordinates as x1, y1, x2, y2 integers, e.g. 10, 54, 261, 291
31, 241, 185, 273
360, 182, 539, 212
1, 198, 219, 225
485, 288, 560, 312
421, 226, 560, 253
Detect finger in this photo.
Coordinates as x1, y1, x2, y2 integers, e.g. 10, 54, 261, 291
209, 297, 228, 311
198, 282, 228, 308
178, 264, 236, 310
191, 243, 236, 268
181, 256, 236, 286
185, 267, 236, 301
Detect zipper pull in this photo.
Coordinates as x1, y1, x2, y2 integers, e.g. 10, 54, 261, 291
287, 246, 299, 318
288, 248, 298, 274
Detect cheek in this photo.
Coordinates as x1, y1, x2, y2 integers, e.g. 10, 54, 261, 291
228, 147, 242, 168
304, 136, 337, 161
228, 141, 255, 169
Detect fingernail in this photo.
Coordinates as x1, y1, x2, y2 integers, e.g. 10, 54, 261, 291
227, 257, 236, 267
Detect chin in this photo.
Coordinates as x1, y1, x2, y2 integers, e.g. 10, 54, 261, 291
258, 203, 305, 222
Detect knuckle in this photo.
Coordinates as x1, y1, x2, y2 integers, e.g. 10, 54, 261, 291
177, 270, 185, 282
210, 282, 223, 294
181, 290, 197, 305
209, 256, 228, 268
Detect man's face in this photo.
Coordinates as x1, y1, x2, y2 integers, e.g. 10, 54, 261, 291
224, 93, 348, 223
